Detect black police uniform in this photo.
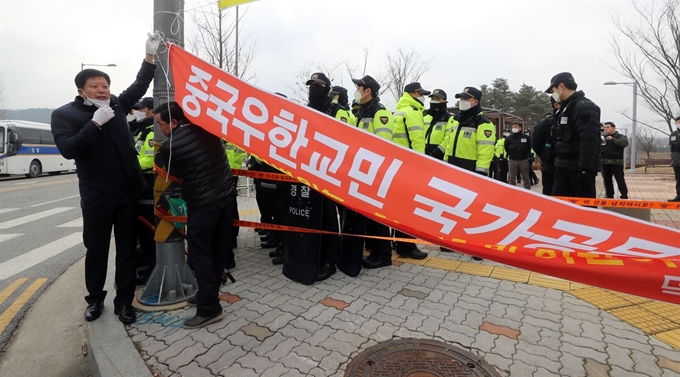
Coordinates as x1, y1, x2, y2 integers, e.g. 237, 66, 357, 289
532, 115, 557, 195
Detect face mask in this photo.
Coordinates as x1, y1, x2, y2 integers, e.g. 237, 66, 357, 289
503, 133, 510, 137
134, 110, 146, 121
331, 99, 338, 104
512, 128, 521, 134
458, 100, 472, 111
82, 93, 110, 108
354, 90, 363, 104
430, 100, 442, 104
676, 123, 680, 129
416, 96, 426, 105
551, 88, 562, 103
308, 85, 330, 106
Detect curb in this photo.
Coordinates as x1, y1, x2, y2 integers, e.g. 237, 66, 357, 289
88, 251, 151, 377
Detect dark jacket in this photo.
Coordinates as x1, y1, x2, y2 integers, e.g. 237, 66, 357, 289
552, 91, 601, 172
51, 60, 156, 210
504, 132, 532, 161
159, 123, 235, 209
532, 116, 556, 173
670, 129, 680, 167
602, 131, 629, 165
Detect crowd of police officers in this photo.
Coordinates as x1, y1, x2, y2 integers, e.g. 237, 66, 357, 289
129, 71, 606, 285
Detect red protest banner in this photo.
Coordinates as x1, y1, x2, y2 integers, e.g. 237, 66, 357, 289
168, 44, 680, 304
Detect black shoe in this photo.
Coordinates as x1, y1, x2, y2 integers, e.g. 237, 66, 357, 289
269, 246, 284, 258
182, 311, 225, 329
187, 294, 197, 306
315, 262, 336, 282
260, 234, 272, 242
439, 247, 454, 252
472, 256, 483, 261
272, 256, 285, 265
669, 196, 680, 202
114, 305, 137, 325
397, 248, 428, 260
362, 255, 392, 269
620, 196, 628, 199
84, 301, 104, 322
605, 196, 614, 199
261, 239, 280, 248
255, 228, 266, 235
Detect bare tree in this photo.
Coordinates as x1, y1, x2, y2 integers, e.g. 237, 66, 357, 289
610, 0, 680, 133
0, 74, 6, 120
286, 62, 342, 104
636, 127, 658, 160
341, 44, 374, 84
187, 2, 257, 82
381, 48, 433, 103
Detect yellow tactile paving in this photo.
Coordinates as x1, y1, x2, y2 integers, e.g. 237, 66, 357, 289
610, 292, 651, 306
396, 256, 432, 266
423, 258, 462, 272
609, 307, 680, 334
455, 262, 494, 277
527, 273, 570, 291
640, 302, 680, 325
569, 282, 590, 290
569, 288, 635, 310
490, 267, 530, 283
656, 330, 680, 350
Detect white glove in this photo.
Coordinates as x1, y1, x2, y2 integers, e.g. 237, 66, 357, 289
146, 31, 162, 55
92, 105, 115, 126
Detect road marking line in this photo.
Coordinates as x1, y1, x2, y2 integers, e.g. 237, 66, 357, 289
0, 233, 82, 280
0, 234, 22, 243
0, 207, 73, 230
0, 278, 47, 333
13, 181, 35, 186
0, 178, 78, 194
57, 217, 83, 228
30, 195, 80, 208
0, 278, 28, 306
0, 208, 20, 216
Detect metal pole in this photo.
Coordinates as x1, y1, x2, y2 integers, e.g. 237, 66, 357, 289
235, 6, 239, 78
631, 82, 638, 172
138, 0, 198, 307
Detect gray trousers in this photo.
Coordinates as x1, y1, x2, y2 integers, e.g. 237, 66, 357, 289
509, 159, 531, 189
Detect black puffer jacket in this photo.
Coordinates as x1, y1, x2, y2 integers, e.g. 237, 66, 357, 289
532, 116, 556, 173
552, 91, 601, 172
51, 60, 155, 210
504, 132, 532, 161
159, 123, 235, 208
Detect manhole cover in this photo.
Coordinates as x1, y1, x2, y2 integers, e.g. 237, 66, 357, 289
344, 339, 502, 377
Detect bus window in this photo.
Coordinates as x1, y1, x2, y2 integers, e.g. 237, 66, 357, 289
40, 130, 55, 145
0, 128, 4, 154
7, 129, 18, 156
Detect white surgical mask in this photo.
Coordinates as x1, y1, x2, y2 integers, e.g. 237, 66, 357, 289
458, 100, 472, 111
82, 94, 110, 108
134, 110, 146, 121
331, 99, 338, 104
430, 100, 443, 104
416, 96, 426, 105
551, 89, 561, 103
676, 123, 680, 129
354, 91, 363, 104
512, 128, 521, 133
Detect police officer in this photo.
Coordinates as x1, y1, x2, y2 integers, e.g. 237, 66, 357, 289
505, 122, 532, 189
669, 116, 680, 202
430, 86, 494, 261
391, 82, 430, 260
430, 87, 495, 175
132, 97, 156, 283
495, 129, 510, 183
423, 89, 454, 155
601, 122, 629, 199
341, 75, 394, 271
545, 72, 601, 198
532, 100, 559, 195
329, 86, 356, 125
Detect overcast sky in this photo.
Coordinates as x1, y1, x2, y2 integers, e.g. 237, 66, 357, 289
0, 0, 668, 134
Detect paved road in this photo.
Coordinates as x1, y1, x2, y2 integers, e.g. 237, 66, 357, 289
0, 173, 85, 356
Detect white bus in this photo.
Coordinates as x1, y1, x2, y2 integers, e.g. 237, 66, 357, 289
0, 120, 76, 178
